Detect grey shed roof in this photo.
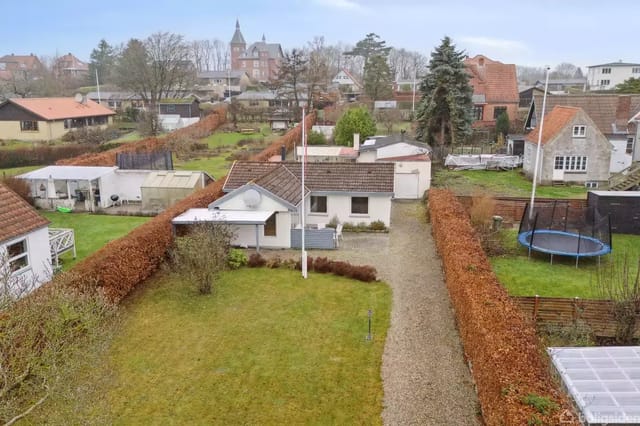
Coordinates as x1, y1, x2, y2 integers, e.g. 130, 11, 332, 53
19, 165, 117, 181
360, 134, 432, 152
141, 171, 208, 189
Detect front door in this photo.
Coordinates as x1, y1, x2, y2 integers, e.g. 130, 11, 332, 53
552, 156, 565, 181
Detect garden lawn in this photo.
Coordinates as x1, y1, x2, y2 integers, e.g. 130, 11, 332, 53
491, 231, 640, 299
37, 268, 391, 424
433, 168, 588, 198
42, 212, 150, 269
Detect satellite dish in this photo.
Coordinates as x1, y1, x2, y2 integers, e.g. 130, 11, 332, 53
74, 93, 83, 103
243, 189, 262, 207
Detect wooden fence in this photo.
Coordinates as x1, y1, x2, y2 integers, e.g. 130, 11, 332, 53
457, 196, 588, 223
512, 296, 640, 338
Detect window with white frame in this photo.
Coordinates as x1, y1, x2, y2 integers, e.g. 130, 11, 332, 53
600, 79, 610, 86
7, 239, 29, 273
554, 156, 588, 172
633, 67, 640, 74
601, 67, 611, 74
572, 125, 586, 137
351, 197, 368, 215
20, 120, 38, 131
310, 196, 327, 213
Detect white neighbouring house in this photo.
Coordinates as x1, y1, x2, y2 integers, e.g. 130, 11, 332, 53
587, 61, 640, 91
0, 183, 51, 296
172, 161, 395, 249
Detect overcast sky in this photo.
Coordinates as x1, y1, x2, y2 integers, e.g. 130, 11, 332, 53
2, 0, 637, 69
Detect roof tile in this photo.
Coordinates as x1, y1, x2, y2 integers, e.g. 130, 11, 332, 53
5, 97, 115, 121
0, 183, 49, 244
526, 106, 580, 144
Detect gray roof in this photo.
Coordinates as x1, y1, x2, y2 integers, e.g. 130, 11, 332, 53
198, 70, 248, 80
86, 91, 142, 101
359, 134, 432, 152
240, 41, 283, 60
236, 91, 276, 100
230, 19, 246, 45
588, 62, 640, 68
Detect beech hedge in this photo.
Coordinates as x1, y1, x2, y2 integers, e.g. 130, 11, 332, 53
428, 189, 578, 425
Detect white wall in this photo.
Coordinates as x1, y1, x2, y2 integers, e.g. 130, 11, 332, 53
610, 139, 632, 173
311, 125, 335, 139
1, 227, 51, 295
100, 170, 150, 206
587, 65, 639, 90
305, 193, 391, 227
357, 151, 377, 162
229, 212, 291, 249
393, 161, 431, 199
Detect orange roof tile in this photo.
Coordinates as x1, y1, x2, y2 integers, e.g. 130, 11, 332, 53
0, 183, 49, 244
7, 97, 115, 121
465, 55, 519, 103
525, 106, 580, 145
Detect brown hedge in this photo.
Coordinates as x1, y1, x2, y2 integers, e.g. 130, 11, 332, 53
57, 105, 228, 167
57, 110, 316, 304
428, 189, 578, 425
251, 111, 316, 162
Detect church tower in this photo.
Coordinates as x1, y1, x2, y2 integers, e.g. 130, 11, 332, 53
230, 19, 246, 70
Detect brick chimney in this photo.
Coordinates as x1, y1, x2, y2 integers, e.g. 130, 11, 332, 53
615, 95, 631, 131
353, 133, 360, 151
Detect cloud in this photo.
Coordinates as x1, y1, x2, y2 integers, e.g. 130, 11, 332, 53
458, 36, 527, 52
314, 0, 367, 11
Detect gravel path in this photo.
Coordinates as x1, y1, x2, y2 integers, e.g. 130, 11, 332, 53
264, 201, 480, 424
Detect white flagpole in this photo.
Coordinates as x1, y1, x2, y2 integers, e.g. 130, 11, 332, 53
96, 69, 101, 104
529, 67, 550, 220
301, 107, 307, 279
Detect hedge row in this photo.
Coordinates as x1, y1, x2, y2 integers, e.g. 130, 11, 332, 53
247, 253, 377, 282
0, 144, 95, 169
58, 110, 316, 304
57, 105, 227, 167
252, 111, 316, 162
428, 189, 578, 425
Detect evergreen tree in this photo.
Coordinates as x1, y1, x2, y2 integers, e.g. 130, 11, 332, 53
363, 55, 393, 101
88, 39, 116, 85
415, 37, 473, 147
344, 33, 391, 80
334, 107, 376, 146
495, 111, 510, 138
616, 77, 640, 94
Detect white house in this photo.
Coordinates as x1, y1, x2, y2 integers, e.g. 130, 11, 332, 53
0, 183, 51, 295
587, 61, 640, 91
172, 161, 395, 249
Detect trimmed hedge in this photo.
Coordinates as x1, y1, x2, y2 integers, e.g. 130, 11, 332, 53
57, 105, 228, 167
428, 189, 578, 425
57, 110, 317, 304
0, 144, 95, 169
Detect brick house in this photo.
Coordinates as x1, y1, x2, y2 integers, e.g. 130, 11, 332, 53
230, 20, 283, 82
523, 106, 611, 186
464, 55, 519, 127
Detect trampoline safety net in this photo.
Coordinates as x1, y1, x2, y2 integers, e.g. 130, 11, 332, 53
518, 201, 612, 257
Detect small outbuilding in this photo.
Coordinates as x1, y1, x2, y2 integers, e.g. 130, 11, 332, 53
587, 190, 640, 235
141, 171, 213, 211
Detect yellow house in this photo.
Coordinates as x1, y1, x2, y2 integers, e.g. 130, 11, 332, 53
0, 97, 115, 141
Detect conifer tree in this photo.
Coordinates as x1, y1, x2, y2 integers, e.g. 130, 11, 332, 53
415, 37, 473, 147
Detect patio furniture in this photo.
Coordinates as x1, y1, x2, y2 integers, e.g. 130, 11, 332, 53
335, 223, 343, 247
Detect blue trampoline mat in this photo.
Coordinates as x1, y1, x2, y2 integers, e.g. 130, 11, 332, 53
518, 229, 611, 257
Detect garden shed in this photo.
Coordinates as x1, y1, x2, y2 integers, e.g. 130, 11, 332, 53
141, 171, 213, 211
587, 190, 640, 234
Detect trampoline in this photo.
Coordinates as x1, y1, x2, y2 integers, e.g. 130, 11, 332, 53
517, 201, 612, 265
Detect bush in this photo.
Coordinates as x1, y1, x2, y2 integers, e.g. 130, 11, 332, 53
370, 220, 386, 231
0, 144, 96, 169
307, 131, 327, 145
293, 256, 377, 283
266, 256, 282, 269
227, 249, 247, 270
248, 253, 266, 268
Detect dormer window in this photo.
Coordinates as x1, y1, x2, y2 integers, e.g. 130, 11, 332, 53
573, 125, 586, 137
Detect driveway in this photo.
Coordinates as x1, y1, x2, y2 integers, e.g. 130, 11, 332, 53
263, 201, 480, 424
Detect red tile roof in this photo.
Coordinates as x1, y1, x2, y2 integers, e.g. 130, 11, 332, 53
0, 183, 49, 244
224, 161, 395, 193
0, 54, 42, 71
5, 97, 115, 120
525, 106, 580, 145
465, 55, 519, 103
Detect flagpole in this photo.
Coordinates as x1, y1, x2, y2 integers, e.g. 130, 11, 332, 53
529, 67, 550, 220
301, 107, 307, 279
96, 69, 101, 104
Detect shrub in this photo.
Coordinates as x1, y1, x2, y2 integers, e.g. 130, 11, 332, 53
307, 131, 327, 145
521, 394, 559, 415
248, 253, 266, 268
266, 256, 282, 269
227, 249, 247, 270
370, 220, 386, 231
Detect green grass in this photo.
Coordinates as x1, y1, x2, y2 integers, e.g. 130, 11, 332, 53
42, 212, 150, 269
433, 168, 588, 199
0, 165, 40, 177
35, 268, 391, 424
491, 230, 640, 299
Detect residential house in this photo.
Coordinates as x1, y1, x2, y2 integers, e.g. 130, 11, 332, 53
87, 91, 146, 111
230, 20, 283, 82
0, 54, 43, 76
525, 93, 640, 172
196, 70, 251, 99
332, 69, 363, 102
0, 97, 115, 141
54, 53, 89, 79
158, 97, 200, 118
522, 106, 611, 187
173, 161, 394, 249
464, 55, 519, 127
587, 61, 640, 91
0, 183, 51, 293
534, 78, 587, 93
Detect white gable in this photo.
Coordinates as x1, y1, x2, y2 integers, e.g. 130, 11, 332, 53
332, 70, 355, 85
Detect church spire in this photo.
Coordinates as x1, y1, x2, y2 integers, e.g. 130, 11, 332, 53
231, 19, 246, 45
262, 34, 266, 42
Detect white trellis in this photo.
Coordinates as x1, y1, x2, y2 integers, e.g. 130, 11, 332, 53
49, 228, 76, 269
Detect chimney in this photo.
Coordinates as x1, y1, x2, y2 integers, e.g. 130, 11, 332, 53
615, 95, 631, 130
353, 133, 360, 151
280, 145, 286, 161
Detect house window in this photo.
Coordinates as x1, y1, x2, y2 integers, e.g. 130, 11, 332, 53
351, 197, 368, 215
599, 79, 610, 86
493, 106, 507, 120
554, 156, 587, 172
601, 68, 611, 74
585, 181, 598, 189
572, 125, 586, 137
627, 137, 635, 154
310, 196, 327, 213
249, 100, 259, 107
7, 239, 29, 273
241, 62, 246, 68
473, 105, 483, 120
20, 120, 38, 131
633, 67, 640, 74
254, 61, 259, 68
264, 213, 276, 236
554, 156, 565, 170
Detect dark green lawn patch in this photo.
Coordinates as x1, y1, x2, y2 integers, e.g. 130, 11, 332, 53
33, 268, 391, 424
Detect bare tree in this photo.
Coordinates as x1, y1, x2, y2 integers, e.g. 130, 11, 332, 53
304, 37, 331, 108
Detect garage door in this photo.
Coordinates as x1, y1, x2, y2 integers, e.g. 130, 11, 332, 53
395, 173, 419, 199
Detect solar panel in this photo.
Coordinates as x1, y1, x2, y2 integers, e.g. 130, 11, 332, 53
548, 346, 640, 424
